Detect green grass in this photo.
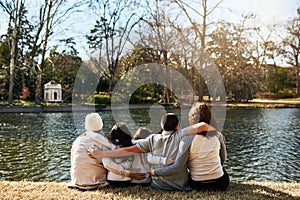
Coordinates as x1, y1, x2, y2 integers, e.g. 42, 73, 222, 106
0, 181, 299, 200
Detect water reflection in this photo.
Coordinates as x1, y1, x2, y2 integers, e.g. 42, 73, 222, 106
0, 113, 75, 181
0, 108, 299, 182
223, 108, 300, 182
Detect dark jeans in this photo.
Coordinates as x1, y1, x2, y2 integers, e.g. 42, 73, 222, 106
108, 180, 151, 188
108, 180, 132, 187
189, 168, 230, 191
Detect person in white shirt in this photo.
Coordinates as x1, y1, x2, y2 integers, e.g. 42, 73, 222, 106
68, 113, 145, 190
152, 102, 230, 191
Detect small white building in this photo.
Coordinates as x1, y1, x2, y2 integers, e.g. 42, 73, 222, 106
44, 81, 62, 102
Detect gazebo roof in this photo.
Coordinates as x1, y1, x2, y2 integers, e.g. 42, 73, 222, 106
44, 81, 61, 89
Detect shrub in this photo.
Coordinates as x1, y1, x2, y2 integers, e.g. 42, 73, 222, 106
88, 92, 111, 105
129, 95, 157, 104
278, 90, 297, 98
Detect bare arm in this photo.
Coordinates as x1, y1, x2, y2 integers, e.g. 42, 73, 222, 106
88, 145, 143, 159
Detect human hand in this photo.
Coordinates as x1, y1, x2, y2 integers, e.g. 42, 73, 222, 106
194, 122, 216, 134
87, 145, 102, 159
129, 172, 146, 180
150, 168, 155, 176
223, 135, 226, 144
207, 124, 216, 132
166, 157, 174, 165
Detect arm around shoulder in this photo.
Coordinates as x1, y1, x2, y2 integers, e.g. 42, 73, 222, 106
187, 122, 216, 134
88, 145, 143, 159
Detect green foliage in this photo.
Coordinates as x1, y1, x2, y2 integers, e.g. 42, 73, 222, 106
266, 67, 291, 97
130, 95, 157, 104
44, 48, 82, 102
278, 90, 297, 98
0, 39, 10, 67
96, 79, 110, 93
0, 39, 10, 99
89, 92, 111, 105
1, 1, 300, 104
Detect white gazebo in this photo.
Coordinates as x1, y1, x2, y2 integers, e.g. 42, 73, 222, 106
44, 81, 62, 102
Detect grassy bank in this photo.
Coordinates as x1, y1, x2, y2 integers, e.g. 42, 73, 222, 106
0, 181, 299, 200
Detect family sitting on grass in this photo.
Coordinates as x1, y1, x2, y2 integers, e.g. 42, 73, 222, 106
68, 102, 229, 191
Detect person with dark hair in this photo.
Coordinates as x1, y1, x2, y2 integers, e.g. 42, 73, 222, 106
151, 102, 230, 191
160, 113, 179, 131
88, 112, 216, 190
105, 122, 174, 187
104, 122, 134, 187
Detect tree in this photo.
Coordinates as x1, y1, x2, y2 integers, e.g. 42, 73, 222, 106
136, 0, 181, 103
1, 0, 84, 105
170, 0, 222, 100
0, 38, 10, 100
266, 67, 290, 97
207, 20, 258, 101
86, 0, 142, 95
44, 46, 82, 102
244, 21, 285, 93
0, 0, 26, 105
31, 0, 67, 105
118, 46, 165, 103
283, 16, 300, 97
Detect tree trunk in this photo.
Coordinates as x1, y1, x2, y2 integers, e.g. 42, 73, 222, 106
297, 68, 300, 97
35, 0, 53, 105
8, 0, 20, 106
35, 69, 42, 105
163, 50, 170, 103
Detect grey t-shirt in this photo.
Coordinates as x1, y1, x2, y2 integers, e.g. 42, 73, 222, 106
136, 128, 192, 191
154, 131, 227, 180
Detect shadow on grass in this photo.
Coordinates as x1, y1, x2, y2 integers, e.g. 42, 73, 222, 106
91, 182, 298, 200
226, 182, 297, 200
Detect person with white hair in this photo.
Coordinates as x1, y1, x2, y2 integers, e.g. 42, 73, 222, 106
68, 113, 145, 190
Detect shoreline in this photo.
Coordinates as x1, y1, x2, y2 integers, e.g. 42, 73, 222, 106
1, 101, 300, 113
0, 104, 176, 114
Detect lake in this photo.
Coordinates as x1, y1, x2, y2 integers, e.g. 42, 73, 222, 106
0, 107, 299, 183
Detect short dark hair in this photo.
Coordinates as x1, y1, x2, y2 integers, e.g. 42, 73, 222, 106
160, 113, 179, 131
109, 122, 133, 147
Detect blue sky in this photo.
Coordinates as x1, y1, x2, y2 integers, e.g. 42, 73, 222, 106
0, 0, 299, 60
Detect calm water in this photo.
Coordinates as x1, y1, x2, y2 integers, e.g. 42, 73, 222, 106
0, 108, 299, 183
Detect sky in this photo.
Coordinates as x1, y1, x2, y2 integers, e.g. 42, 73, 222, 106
74, 0, 300, 60
0, 0, 300, 60
215, 0, 299, 24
